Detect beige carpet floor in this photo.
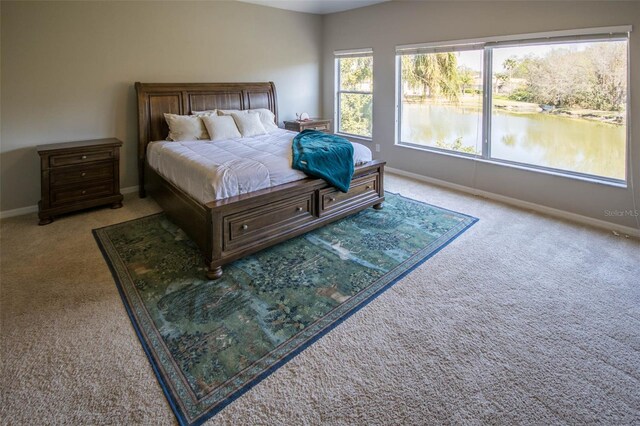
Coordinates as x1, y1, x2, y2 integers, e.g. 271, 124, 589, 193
1, 173, 639, 425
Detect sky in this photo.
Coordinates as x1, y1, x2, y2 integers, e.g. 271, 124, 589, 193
453, 40, 620, 73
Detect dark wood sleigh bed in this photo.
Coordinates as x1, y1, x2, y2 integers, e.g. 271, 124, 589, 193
135, 82, 385, 279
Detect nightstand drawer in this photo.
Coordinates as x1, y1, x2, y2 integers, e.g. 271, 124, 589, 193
302, 122, 330, 132
284, 119, 331, 133
50, 163, 114, 186
50, 181, 115, 206
49, 149, 114, 167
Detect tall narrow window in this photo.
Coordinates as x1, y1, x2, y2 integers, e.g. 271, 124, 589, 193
396, 27, 630, 184
335, 49, 373, 138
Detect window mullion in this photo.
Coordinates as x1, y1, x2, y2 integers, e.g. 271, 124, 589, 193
482, 48, 493, 160
396, 55, 402, 145
335, 59, 340, 133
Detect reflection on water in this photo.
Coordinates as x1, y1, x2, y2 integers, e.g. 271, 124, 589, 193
401, 103, 626, 180
402, 103, 483, 154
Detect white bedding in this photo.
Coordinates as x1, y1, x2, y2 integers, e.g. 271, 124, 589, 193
147, 128, 373, 203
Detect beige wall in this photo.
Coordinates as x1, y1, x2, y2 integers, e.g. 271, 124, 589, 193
1, 1, 323, 211
323, 1, 640, 230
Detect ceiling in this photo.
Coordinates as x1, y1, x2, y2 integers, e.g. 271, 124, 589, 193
237, 0, 390, 15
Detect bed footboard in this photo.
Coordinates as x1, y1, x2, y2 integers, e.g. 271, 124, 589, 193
204, 160, 385, 279
145, 161, 385, 279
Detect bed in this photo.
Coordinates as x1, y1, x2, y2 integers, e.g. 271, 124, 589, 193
136, 82, 385, 279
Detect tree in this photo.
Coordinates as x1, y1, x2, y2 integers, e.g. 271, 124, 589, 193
584, 43, 627, 111
504, 42, 626, 112
458, 66, 474, 95
340, 57, 372, 91
494, 72, 509, 94
402, 53, 461, 102
338, 57, 373, 137
503, 57, 518, 80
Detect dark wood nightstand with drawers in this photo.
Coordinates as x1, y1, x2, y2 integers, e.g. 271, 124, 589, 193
284, 119, 331, 133
37, 138, 123, 225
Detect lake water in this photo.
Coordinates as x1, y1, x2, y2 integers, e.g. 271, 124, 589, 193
401, 103, 626, 180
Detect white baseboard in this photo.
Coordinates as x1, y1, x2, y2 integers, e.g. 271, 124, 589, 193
121, 185, 139, 195
0, 185, 139, 220
386, 167, 640, 238
0, 204, 39, 219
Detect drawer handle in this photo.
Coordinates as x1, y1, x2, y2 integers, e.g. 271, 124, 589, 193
81, 172, 86, 177
81, 190, 87, 195
81, 155, 87, 160
329, 197, 336, 202
366, 185, 371, 190
296, 207, 303, 212
241, 224, 248, 230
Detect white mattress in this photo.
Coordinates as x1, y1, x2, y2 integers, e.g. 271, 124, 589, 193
147, 128, 373, 203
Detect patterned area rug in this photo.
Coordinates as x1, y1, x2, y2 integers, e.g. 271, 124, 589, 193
94, 193, 477, 426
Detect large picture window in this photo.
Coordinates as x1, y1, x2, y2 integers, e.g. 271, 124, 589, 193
397, 28, 630, 183
335, 49, 373, 138
399, 48, 484, 155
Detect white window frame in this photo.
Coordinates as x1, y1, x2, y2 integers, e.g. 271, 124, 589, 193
335, 48, 373, 140
395, 26, 632, 185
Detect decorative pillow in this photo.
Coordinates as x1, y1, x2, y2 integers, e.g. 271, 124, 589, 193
201, 115, 242, 141
164, 113, 208, 141
218, 109, 278, 132
231, 112, 268, 137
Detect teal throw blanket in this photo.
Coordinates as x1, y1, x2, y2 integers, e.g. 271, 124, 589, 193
292, 130, 354, 192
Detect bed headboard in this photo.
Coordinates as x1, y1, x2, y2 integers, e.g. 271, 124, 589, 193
134, 81, 278, 197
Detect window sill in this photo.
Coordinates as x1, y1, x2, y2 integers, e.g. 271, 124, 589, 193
395, 142, 628, 189
336, 132, 372, 143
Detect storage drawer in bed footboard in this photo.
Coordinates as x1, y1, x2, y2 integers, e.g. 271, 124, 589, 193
223, 193, 316, 252
319, 173, 379, 217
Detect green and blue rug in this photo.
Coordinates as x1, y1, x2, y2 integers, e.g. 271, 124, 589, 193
94, 193, 477, 426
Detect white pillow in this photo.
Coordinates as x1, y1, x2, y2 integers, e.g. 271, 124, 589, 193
191, 109, 218, 116
250, 108, 279, 132
218, 108, 278, 132
164, 113, 208, 141
231, 112, 268, 137
201, 115, 242, 141
217, 109, 246, 116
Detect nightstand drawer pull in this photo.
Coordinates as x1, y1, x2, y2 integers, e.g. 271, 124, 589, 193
329, 197, 336, 202
296, 207, 303, 212
81, 172, 86, 177
241, 224, 249, 230
366, 185, 371, 190
81, 190, 86, 195
81, 155, 87, 160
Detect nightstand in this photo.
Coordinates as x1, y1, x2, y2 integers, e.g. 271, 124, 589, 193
37, 138, 123, 225
284, 119, 331, 133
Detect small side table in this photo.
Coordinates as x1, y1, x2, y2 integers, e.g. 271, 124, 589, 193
37, 138, 123, 225
284, 119, 331, 133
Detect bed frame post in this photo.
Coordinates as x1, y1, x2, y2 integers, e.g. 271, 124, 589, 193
139, 160, 147, 198
206, 209, 223, 280
373, 165, 384, 209
207, 265, 223, 280
135, 82, 148, 198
